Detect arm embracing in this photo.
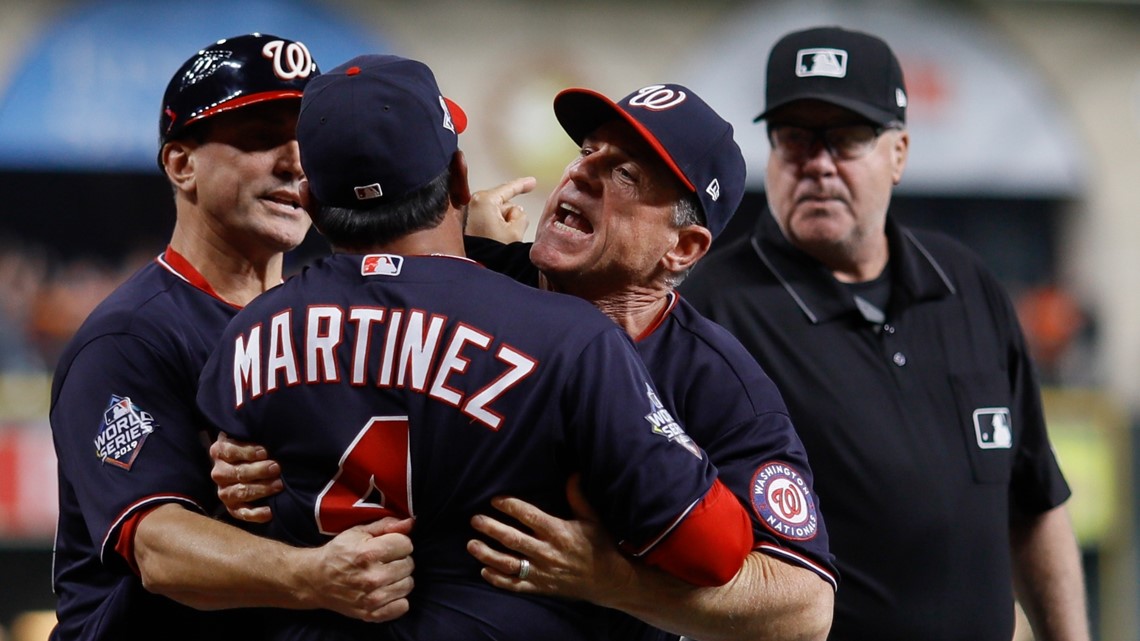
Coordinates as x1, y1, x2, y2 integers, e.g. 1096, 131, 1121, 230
133, 504, 415, 623
468, 479, 832, 641
612, 550, 833, 641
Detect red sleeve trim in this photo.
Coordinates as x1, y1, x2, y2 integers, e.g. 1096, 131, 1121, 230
114, 505, 163, 576
641, 479, 752, 586
101, 494, 204, 572
757, 542, 839, 591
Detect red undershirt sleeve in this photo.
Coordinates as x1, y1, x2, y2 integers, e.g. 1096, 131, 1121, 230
642, 478, 752, 586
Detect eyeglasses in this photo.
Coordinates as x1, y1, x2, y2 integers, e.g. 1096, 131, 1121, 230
767, 123, 899, 162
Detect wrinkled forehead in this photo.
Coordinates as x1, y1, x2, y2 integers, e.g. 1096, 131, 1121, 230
581, 120, 689, 192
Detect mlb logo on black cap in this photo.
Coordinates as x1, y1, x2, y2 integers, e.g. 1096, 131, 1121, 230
796, 49, 848, 78
756, 26, 907, 127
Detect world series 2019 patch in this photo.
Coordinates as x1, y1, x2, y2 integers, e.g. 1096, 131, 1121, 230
751, 461, 819, 541
642, 383, 701, 459
94, 395, 157, 470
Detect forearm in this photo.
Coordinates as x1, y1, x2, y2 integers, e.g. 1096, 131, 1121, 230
133, 504, 316, 610
607, 551, 833, 641
1011, 505, 1090, 641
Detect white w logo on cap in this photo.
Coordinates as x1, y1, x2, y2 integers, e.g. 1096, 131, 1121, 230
628, 85, 687, 111
262, 40, 315, 80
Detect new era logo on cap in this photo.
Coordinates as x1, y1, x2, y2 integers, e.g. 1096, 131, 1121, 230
439, 96, 457, 133
706, 179, 720, 201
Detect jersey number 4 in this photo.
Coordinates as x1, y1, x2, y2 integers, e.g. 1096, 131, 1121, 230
315, 416, 412, 535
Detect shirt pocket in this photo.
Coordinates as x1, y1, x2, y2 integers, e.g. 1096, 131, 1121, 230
949, 371, 1015, 485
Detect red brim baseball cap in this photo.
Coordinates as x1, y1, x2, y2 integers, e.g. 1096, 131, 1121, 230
553, 85, 746, 239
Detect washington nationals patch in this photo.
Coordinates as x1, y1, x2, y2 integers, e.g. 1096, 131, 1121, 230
751, 461, 819, 541
94, 395, 157, 470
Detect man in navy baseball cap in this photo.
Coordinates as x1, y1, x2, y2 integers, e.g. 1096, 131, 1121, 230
553, 85, 745, 240
298, 54, 467, 211
458, 82, 838, 640
523, 82, 747, 305
295, 53, 470, 251
201, 48, 762, 639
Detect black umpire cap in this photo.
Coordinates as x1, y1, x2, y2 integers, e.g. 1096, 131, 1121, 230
756, 26, 907, 126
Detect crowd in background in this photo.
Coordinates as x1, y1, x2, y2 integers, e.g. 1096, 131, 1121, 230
0, 234, 1099, 389
0, 238, 154, 378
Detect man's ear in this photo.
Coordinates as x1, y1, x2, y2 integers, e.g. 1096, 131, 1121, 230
448, 150, 472, 208
662, 224, 712, 274
161, 141, 196, 194
890, 129, 909, 185
299, 178, 316, 213
298, 179, 324, 233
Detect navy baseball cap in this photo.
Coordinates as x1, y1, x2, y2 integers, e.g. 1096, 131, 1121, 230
553, 84, 746, 240
755, 26, 907, 126
297, 54, 467, 209
160, 33, 318, 147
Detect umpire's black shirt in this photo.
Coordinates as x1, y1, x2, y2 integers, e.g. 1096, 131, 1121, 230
681, 210, 1071, 641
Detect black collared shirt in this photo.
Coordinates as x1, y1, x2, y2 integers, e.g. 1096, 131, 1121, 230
681, 210, 1071, 641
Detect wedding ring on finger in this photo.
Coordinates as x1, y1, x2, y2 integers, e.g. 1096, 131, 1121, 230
517, 558, 532, 580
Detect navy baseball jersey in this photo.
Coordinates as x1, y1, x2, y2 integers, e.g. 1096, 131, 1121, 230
611, 293, 838, 641
637, 293, 834, 579
49, 248, 245, 641
196, 253, 752, 641
467, 236, 835, 576
467, 236, 837, 641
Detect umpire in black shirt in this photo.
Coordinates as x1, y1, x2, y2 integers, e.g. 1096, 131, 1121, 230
682, 26, 1090, 641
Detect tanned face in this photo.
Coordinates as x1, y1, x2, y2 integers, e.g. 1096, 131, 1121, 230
530, 119, 689, 299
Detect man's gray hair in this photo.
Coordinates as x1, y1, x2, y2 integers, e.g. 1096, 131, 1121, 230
670, 192, 704, 229
665, 192, 706, 289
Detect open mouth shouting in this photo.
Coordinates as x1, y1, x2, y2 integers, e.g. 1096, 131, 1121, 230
552, 201, 594, 236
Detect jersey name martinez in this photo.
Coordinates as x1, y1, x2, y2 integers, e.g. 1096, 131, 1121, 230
230, 305, 536, 430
